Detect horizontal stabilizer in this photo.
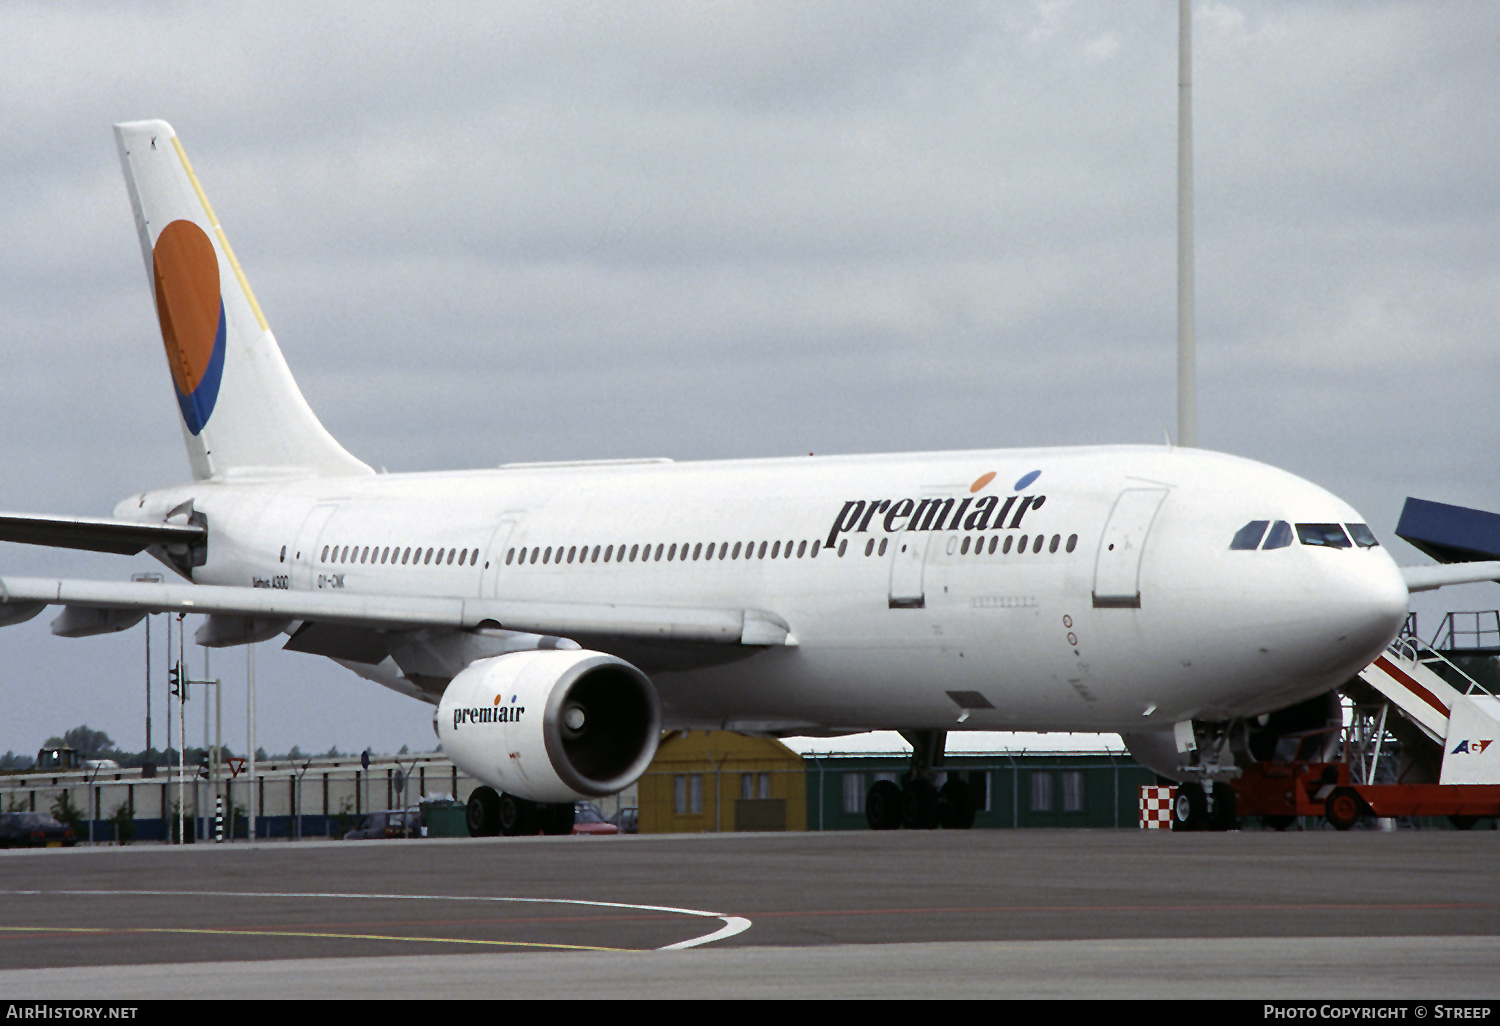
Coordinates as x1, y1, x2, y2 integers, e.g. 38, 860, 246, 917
0, 512, 204, 557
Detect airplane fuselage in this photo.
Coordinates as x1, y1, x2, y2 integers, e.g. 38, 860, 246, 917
118, 443, 1410, 737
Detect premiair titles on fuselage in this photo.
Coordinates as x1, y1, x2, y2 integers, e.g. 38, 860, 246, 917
825, 492, 1047, 550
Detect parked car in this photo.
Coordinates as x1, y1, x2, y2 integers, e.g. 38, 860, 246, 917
343, 809, 422, 840
0, 812, 77, 848
572, 801, 619, 835
608, 807, 638, 834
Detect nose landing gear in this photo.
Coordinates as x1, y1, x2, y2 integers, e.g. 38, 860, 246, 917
1170, 780, 1238, 831
1169, 719, 1243, 832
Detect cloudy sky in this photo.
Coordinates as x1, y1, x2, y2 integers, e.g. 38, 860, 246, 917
0, 1, 1495, 760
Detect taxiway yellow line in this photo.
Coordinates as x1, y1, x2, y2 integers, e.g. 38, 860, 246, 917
0, 925, 623, 953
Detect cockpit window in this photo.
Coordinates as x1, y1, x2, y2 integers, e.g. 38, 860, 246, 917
1230, 521, 1269, 550
1346, 523, 1379, 548
1263, 521, 1294, 550
1296, 523, 1352, 549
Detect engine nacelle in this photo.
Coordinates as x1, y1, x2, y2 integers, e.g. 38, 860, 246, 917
436, 649, 660, 803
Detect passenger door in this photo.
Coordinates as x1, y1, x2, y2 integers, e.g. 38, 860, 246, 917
480, 518, 522, 598
292, 504, 338, 590
888, 533, 932, 609
1092, 488, 1169, 608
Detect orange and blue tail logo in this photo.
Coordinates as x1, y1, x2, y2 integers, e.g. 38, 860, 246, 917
152, 219, 225, 435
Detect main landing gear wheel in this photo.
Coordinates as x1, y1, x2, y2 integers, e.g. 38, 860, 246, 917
466, 786, 501, 837
901, 779, 940, 830
1208, 782, 1238, 832
498, 792, 539, 836
1448, 815, 1479, 831
937, 779, 975, 830
1263, 815, 1296, 832
865, 780, 902, 831
1324, 787, 1363, 831
1171, 782, 1208, 831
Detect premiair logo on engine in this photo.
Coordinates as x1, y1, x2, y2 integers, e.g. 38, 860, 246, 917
453, 694, 525, 730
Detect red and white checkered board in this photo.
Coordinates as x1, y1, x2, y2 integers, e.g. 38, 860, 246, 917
1138, 785, 1175, 829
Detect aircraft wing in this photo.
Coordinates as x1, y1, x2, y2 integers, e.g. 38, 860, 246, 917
1401, 561, 1500, 593
0, 575, 791, 647
0, 512, 204, 556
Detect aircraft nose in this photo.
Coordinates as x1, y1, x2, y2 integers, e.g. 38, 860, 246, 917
1321, 549, 1409, 672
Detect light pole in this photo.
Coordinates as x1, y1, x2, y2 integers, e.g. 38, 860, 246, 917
1177, 0, 1197, 448
85, 760, 104, 846
248, 643, 257, 845
131, 573, 162, 757
175, 655, 187, 845
165, 613, 173, 809
293, 758, 314, 840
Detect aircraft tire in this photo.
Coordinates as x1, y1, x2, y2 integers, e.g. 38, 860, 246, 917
901, 779, 939, 830
1448, 814, 1478, 831
499, 792, 539, 836
466, 786, 501, 837
1262, 815, 1296, 831
1324, 787, 1363, 831
937, 778, 975, 829
1171, 782, 1208, 831
1208, 782, 1238, 831
541, 802, 575, 835
865, 780, 902, 830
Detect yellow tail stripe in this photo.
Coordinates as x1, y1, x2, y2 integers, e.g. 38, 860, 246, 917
170, 134, 270, 333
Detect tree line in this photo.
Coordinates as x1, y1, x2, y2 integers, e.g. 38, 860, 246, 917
0, 724, 410, 771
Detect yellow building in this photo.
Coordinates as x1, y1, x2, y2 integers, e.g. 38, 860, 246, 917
637, 732, 806, 834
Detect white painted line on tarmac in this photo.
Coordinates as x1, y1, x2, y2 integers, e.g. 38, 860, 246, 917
659, 916, 753, 949
0, 888, 750, 951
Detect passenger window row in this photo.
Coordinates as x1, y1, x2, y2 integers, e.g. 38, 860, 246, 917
507, 530, 1083, 567
857, 532, 1079, 557
320, 544, 479, 567
506, 539, 824, 566
1229, 521, 1378, 551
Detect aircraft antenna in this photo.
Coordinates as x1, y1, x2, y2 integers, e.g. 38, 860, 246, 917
1177, 0, 1197, 447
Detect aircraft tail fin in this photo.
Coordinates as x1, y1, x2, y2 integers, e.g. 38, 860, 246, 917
113, 120, 371, 482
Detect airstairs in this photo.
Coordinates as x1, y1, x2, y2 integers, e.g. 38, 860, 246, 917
1353, 627, 1500, 785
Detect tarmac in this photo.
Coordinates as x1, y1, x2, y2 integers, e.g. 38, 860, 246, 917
0, 829, 1496, 998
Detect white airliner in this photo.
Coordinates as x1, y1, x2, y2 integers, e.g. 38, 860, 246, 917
2, 121, 1496, 833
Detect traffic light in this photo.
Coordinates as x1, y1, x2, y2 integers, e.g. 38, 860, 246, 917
169, 663, 188, 699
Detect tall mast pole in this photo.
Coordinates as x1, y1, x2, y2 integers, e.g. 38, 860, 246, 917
144, 615, 151, 755
177, 613, 186, 845
248, 643, 257, 845
1177, 0, 1197, 448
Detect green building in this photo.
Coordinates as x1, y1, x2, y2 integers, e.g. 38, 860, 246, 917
803, 751, 1157, 830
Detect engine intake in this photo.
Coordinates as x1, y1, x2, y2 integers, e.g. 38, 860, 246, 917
437, 649, 660, 803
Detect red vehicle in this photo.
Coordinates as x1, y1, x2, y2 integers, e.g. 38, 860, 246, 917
1234, 729, 1500, 830
571, 802, 619, 835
